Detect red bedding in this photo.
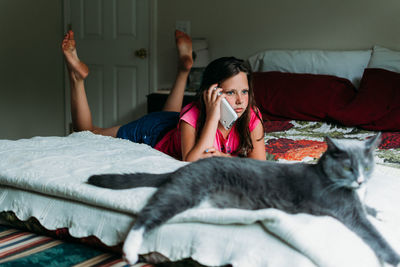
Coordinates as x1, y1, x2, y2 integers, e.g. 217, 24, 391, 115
252, 71, 356, 122
253, 68, 400, 131
335, 68, 400, 131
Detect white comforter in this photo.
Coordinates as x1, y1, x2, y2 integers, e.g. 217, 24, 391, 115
0, 132, 399, 267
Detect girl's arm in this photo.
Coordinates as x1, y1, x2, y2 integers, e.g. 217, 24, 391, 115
181, 85, 226, 162
247, 122, 266, 160
180, 119, 219, 161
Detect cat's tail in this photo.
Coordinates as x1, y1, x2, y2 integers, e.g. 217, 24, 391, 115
87, 172, 170, 189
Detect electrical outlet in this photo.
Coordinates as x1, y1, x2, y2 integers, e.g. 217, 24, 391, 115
175, 20, 191, 35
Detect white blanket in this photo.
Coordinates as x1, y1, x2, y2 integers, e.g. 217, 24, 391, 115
0, 132, 399, 267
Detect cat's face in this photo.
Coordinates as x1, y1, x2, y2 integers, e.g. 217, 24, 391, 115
321, 134, 381, 189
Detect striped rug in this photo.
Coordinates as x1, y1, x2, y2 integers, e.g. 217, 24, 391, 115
0, 225, 153, 267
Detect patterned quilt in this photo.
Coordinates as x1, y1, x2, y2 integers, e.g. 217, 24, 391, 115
263, 120, 400, 168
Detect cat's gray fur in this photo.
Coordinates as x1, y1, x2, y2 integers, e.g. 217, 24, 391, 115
88, 133, 400, 265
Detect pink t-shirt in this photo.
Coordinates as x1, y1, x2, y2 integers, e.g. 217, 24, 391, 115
154, 103, 262, 160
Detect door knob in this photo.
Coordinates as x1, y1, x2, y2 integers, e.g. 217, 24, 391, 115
135, 48, 147, 59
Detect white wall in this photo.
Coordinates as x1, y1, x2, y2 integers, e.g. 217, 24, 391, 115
157, 0, 400, 88
0, 0, 64, 139
1, 0, 399, 139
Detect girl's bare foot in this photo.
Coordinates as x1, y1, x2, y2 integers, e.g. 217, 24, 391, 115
62, 30, 89, 80
175, 30, 193, 71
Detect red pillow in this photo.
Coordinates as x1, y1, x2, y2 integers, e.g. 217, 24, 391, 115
335, 68, 400, 130
252, 72, 356, 121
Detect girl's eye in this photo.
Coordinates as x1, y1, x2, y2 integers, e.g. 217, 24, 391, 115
226, 91, 234, 96
242, 89, 249, 95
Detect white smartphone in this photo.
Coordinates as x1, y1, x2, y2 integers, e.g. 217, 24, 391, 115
220, 97, 238, 130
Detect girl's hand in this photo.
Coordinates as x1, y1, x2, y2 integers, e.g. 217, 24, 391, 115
181, 85, 226, 162
203, 147, 232, 158
203, 84, 223, 122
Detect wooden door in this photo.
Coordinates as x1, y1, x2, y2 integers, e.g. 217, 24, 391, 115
64, 0, 150, 131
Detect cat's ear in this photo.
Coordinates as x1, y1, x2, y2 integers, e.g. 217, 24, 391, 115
325, 136, 344, 156
365, 132, 381, 152
325, 136, 339, 150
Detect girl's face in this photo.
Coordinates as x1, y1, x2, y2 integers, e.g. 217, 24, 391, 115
219, 71, 249, 118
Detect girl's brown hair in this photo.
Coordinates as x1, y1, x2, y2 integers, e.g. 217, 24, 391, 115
187, 57, 263, 156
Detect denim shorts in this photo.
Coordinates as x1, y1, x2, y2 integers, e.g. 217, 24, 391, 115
116, 111, 180, 147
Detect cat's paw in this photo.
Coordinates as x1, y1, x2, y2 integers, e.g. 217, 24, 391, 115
375, 210, 386, 222
390, 254, 400, 267
365, 205, 386, 221
123, 251, 139, 266
122, 227, 145, 265
372, 208, 386, 222
123, 241, 140, 265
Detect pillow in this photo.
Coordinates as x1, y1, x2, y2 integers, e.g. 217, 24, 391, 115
368, 46, 400, 73
252, 72, 356, 122
333, 47, 400, 130
335, 68, 400, 131
247, 49, 371, 88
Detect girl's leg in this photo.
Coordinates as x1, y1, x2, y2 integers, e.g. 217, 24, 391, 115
162, 30, 193, 112
62, 30, 120, 137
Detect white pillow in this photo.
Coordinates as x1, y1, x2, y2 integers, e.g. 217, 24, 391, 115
367, 45, 400, 73
247, 49, 372, 88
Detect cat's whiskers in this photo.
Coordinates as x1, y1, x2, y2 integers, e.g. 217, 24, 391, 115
320, 178, 355, 197
319, 182, 342, 196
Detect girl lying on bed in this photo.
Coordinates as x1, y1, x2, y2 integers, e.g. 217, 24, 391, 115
62, 30, 265, 162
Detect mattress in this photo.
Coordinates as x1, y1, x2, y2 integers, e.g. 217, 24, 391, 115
0, 130, 399, 267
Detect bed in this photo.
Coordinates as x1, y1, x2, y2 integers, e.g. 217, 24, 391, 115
1, 45, 400, 267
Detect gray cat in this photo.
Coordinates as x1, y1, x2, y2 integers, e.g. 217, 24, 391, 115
88, 133, 400, 266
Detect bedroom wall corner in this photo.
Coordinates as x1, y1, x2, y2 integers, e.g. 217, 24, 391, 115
0, 0, 65, 140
